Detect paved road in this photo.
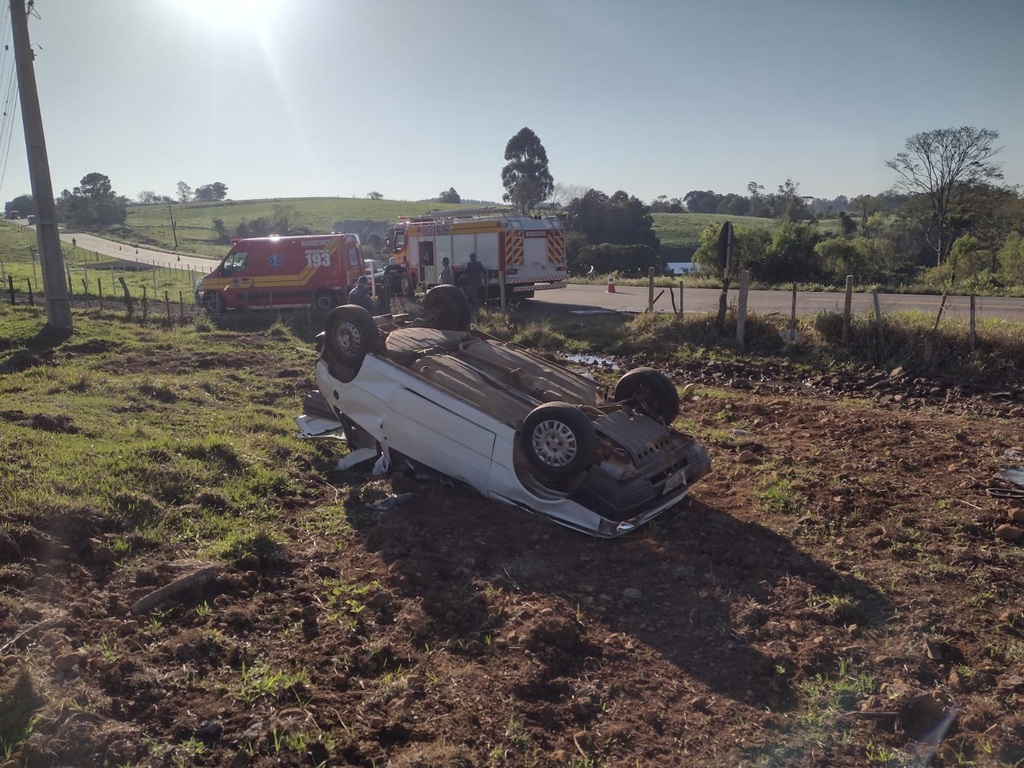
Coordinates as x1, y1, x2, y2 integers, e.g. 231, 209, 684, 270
530, 283, 1024, 323
58, 228, 219, 274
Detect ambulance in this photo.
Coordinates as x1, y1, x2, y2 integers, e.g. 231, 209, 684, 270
384, 212, 568, 303
195, 234, 364, 313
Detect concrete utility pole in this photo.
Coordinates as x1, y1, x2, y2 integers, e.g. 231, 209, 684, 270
11, 0, 72, 330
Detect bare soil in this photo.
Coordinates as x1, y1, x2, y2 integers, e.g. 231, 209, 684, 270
3, 312, 1024, 767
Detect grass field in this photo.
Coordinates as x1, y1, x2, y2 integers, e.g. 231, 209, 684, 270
122, 198, 476, 258
0, 222, 197, 301
118, 198, 844, 256
653, 211, 841, 248
2, 299, 1023, 767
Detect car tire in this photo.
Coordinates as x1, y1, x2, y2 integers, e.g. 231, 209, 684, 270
325, 305, 381, 368
613, 367, 680, 424
422, 284, 471, 331
520, 402, 597, 478
314, 291, 336, 312
204, 292, 226, 315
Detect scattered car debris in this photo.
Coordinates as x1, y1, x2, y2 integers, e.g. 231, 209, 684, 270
367, 493, 414, 512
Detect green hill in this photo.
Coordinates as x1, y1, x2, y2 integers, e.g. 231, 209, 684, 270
112, 198, 840, 258
121, 198, 491, 258
652, 212, 839, 249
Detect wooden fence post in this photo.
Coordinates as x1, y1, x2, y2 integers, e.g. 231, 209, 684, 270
119, 277, 134, 316
179, 291, 185, 322
872, 289, 884, 345
969, 294, 976, 353
736, 270, 750, 347
98, 278, 103, 310
678, 279, 684, 317
165, 291, 171, 322
788, 283, 797, 341
933, 293, 948, 330
648, 268, 655, 313
7, 275, 14, 304
27, 280, 33, 306
842, 275, 853, 346
142, 285, 149, 321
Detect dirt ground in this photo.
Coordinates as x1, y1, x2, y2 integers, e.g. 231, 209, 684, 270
2, 313, 1024, 767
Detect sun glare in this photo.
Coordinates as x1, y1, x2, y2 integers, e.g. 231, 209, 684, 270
170, 0, 287, 39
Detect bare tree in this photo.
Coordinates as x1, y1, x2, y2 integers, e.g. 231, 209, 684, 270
886, 127, 1003, 266
548, 183, 592, 209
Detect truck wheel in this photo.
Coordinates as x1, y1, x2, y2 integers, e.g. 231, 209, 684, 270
613, 367, 679, 424
314, 291, 336, 312
325, 305, 381, 368
519, 403, 597, 479
204, 293, 226, 315
422, 284, 471, 331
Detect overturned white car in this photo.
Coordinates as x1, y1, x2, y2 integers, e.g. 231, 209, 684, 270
298, 286, 711, 537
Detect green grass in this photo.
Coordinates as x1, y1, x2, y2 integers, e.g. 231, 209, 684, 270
0, 301, 327, 561
0, 220, 197, 301
652, 212, 840, 249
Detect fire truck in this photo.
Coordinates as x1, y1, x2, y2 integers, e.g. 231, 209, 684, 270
384, 211, 568, 302
194, 233, 364, 313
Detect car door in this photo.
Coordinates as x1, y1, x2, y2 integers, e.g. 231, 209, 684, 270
380, 385, 496, 492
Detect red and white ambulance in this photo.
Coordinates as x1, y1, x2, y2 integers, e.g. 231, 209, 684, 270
195, 234, 364, 313
385, 212, 568, 303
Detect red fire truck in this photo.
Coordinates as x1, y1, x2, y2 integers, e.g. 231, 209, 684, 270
195, 234, 364, 313
385, 212, 568, 302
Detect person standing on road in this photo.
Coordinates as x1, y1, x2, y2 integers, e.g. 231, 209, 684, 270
347, 275, 375, 315
461, 252, 484, 313
438, 256, 453, 286
383, 257, 412, 313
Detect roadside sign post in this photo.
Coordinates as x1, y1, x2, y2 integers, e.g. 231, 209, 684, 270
715, 221, 734, 331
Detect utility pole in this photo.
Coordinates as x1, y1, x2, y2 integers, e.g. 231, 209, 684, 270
168, 200, 178, 249
11, 0, 72, 330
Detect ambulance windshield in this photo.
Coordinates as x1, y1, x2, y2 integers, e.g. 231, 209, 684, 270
222, 250, 248, 274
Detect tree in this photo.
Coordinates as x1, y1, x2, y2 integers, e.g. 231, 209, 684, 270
5, 193, 33, 217
716, 193, 750, 216
366, 191, 383, 200
649, 195, 684, 213
693, 224, 770, 280
176, 181, 193, 203
886, 126, 1004, 267
565, 190, 659, 250
746, 181, 768, 217
55, 172, 128, 227
549, 183, 591, 209
683, 190, 723, 214
136, 190, 159, 204
194, 182, 229, 202
772, 179, 807, 222
438, 187, 461, 204
501, 127, 554, 214
838, 211, 857, 236
998, 232, 1024, 285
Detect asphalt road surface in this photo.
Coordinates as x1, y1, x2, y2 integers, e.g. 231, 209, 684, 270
530, 283, 1024, 323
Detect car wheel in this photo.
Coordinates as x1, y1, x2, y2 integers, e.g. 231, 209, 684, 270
613, 367, 680, 424
204, 292, 226, 315
422, 284, 471, 331
314, 291, 336, 312
520, 402, 597, 478
325, 305, 381, 368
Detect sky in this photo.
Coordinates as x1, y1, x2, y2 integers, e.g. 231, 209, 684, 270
0, 0, 1021, 207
